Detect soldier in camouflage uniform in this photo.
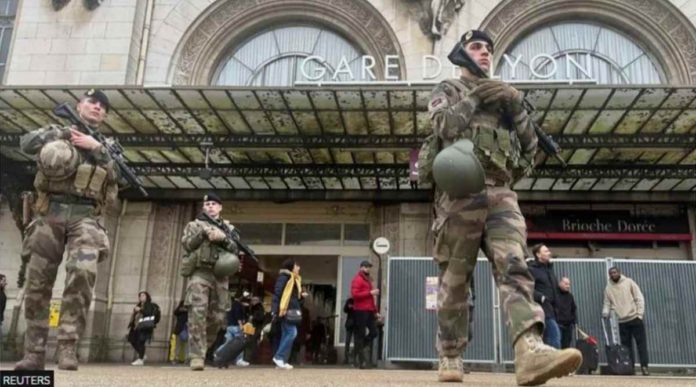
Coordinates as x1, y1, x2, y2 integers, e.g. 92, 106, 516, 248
427, 31, 582, 385
181, 192, 239, 371
15, 90, 121, 371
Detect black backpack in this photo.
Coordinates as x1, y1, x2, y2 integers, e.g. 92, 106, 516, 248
151, 303, 161, 325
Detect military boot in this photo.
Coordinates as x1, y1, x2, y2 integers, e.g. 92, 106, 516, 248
190, 357, 205, 371
57, 340, 79, 371
438, 356, 464, 382
15, 352, 45, 370
514, 329, 582, 386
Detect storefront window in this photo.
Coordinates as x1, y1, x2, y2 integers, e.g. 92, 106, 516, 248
234, 223, 283, 245
498, 22, 663, 84
0, 0, 18, 83
285, 223, 342, 246
344, 224, 370, 246
214, 25, 368, 86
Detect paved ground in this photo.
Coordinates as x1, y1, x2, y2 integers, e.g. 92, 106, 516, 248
2, 364, 695, 387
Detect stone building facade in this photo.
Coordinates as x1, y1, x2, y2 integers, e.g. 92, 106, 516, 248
0, 0, 695, 363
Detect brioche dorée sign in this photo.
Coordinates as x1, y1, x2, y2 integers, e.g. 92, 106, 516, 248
526, 211, 691, 241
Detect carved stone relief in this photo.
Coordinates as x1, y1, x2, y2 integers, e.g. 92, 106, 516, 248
405, 0, 464, 39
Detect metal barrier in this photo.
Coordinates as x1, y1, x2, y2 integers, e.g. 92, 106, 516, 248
385, 257, 696, 368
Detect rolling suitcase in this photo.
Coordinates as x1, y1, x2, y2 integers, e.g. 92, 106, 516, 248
574, 327, 598, 374
214, 335, 248, 368
601, 318, 634, 375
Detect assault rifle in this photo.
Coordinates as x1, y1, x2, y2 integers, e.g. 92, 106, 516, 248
53, 103, 149, 196
448, 43, 567, 166
200, 211, 259, 264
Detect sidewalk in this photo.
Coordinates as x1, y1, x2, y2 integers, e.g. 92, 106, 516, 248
2, 363, 695, 387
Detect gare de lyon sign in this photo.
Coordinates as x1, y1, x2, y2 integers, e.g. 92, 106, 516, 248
295, 53, 597, 84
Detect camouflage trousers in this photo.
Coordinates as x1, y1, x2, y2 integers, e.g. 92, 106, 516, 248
433, 185, 544, 358
184, 273, 229, 359
22, 201, 109, 354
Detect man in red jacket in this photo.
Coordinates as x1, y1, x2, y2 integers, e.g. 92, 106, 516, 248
351, 260, 379, 369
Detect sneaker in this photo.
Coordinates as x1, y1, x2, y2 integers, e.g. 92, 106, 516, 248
131, 358, 144, 366
272, 357, 285, 368
236, 359, 250, 367
281, 363, 294, 370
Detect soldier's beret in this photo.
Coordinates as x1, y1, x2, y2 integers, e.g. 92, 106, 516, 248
84, 89, 110, 112
203, 192, 222, 204
460, 30, 494, 51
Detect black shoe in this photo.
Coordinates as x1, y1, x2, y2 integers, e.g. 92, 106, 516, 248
641, 366, 650, 376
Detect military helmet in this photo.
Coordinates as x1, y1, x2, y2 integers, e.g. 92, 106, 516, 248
37, 139, 80, 180
432, 139, 485, 198
214, 251, 240, 278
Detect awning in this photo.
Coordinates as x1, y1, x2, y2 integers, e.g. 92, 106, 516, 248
1, 85, 694, 201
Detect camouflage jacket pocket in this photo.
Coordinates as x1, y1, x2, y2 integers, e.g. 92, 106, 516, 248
180, 252, 196, 277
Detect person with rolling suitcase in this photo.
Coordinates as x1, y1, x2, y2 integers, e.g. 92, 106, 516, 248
601, 317, 634, 375
602, 267, 649, 375
214, 322, 256, 368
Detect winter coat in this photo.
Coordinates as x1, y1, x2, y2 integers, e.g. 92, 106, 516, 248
351, 271, 377, 312
602, 275, 645, 323
527, 260, 559, 320
555, 289, 577, 326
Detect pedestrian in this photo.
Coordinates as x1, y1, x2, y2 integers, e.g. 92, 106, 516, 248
271, 258, 305, 370
181, 192, 242, 371
290, 302, 311, 365
528, 244, 561, 349
127, 291, 160, 366
220, 291, 250, 367
343, 297, 355, 365
245, 295, 266, 362
602, 267, 649, 376
171, 300, 189, 364
426, 30, 581, 384
350, 260, 379, 369
0, 274, 6, 331
15, 89, 124, 371
556, 277, 577, 349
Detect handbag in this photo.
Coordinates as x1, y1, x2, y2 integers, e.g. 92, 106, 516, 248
284, 309, 302, 324
136, 315, 156, 331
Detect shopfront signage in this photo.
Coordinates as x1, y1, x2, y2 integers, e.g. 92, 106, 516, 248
526, 210, 692, 241
297, 53, 596, 84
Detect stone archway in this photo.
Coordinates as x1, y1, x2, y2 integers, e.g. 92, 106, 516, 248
480, 0, 696, 84
169, 0, 405, 85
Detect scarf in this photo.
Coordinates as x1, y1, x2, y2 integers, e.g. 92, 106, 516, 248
279, 269, 302, 316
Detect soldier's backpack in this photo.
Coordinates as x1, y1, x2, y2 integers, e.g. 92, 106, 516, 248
417, 79, 471, 186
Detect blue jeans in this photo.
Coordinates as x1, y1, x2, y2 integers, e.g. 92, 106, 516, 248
543, 318, 561, 349
274, 320, 298, 362
218, 325, 243, 363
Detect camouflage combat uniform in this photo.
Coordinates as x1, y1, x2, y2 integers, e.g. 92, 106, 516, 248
428, 78, 542, 358
17, 124, 120, 369
180, 216, 238, 363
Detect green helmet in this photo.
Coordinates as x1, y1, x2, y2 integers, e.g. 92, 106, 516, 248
214, 251, 240, 278
37, 139, 80, 180
432, 139, 485, 198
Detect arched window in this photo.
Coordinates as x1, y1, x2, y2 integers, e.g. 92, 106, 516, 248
497, 22, 664, 84
214, 25, 369, 86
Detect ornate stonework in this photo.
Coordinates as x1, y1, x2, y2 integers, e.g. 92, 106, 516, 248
170, 0, 404, 85
480, 0, 696, 84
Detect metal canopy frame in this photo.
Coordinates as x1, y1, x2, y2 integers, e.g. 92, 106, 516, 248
1, 85, 694, 197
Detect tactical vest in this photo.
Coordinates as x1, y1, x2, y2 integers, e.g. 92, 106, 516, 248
34, 138, 119, 215
422, 78, 523, 184
189, 219, 234, 270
